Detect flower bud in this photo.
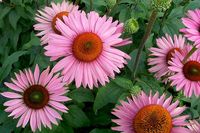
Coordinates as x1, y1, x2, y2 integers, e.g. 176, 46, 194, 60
129, 85, 141, 96
124, 18, 139, 34
152, 0, 172, 12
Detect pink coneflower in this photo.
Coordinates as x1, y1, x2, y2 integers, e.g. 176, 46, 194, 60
44, 11, 132, 89
148, 34, 187, 82
34, 1, 79, 44
169, 46, 200, 97
187, 120, 200, 133
1, 65, 70, 132
112, 91, 190, 133
180, 9, 200, 48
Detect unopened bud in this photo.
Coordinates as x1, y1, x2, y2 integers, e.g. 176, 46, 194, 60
124, 18, 139, 34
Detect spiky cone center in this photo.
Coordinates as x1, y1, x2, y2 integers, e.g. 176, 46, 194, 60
166, 48, 181, 65
52, 11, 69, 34
72, 32, 103, 62
183, 61, 200, 81
23, 85, 49, 109
133, 104, 172, 133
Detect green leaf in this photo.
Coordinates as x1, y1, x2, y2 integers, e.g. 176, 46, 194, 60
93, 79, 129, 112
9, 10, 20, 30
162, 6, 184, 35
22, 32, 40, 50
0, 51, 27, 81
127, 49, 147, 73
0, 7, 11, 19
64, 105, 90, 128
68, 88, 94, 103
90, 128, 115, 133
112, 77, 133, 90
119, 8, 131, 22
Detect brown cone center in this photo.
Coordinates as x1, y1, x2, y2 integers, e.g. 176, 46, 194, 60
23, 85, 49, 109
133, 105, 172, 133
52, 11, 69, 34
72, 32, 103, 62
166, 48, 181, 65
183, 61, 200, 81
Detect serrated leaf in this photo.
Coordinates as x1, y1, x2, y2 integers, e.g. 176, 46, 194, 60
68, 88, 94, 103
93, 79, 128, 112
9, 10, 20, 30
64, 105, 90, 128
0, 51, 27, 81
127, 49, 147, 73
0, 7, 11, 19
90, 128, 115, 133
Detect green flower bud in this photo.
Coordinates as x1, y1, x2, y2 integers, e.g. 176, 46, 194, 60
106, 0, 116, 8
129, 85, 142, 96
152, 0, 172, 12
124, 18, 139, 34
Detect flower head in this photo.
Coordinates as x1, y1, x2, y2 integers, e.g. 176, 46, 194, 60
45, 11, 132, 89
112, 91, 190, 133
1, 65, 70, 132
169, 46, 200, 97
187, 120, 200, 133
180, 9, 200, 48
34, 1, 79, 44
148, 34, 187, 83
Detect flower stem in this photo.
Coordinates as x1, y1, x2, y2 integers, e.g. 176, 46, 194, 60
46, 0, 49, 6
182, 46, 198, 64
90, 0, 93, 11
75, 0, 80, 5
132, 10, 158, 79
107, 0, 121, 15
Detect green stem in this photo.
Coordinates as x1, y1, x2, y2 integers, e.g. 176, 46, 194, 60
132, 10, 158, 79
108, 0, 121, 15
46, 0, 49, 6
182, 46, 198, 64
35, 0, 39, 10
75, 0, 80, 5
90, 0, 93, 11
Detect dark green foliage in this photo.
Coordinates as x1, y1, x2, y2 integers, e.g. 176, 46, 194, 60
0, 0, 200, 132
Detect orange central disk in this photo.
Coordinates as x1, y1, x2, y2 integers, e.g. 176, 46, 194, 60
183, 61, 200, 81
166, 48, 181, 65
133, 104, 172, 133
52, 11, 69, 34
72, 32, 103, 62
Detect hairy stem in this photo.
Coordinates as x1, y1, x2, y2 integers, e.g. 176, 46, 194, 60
107, 0, 122, 15
90, 0, 93, 11
132, 10, 158, 79
46, 0, 49, 6
75, 0, 80, 5
182, 46, 198, 63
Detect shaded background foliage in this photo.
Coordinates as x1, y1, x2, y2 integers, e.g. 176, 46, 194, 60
0, 0, 200, 132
